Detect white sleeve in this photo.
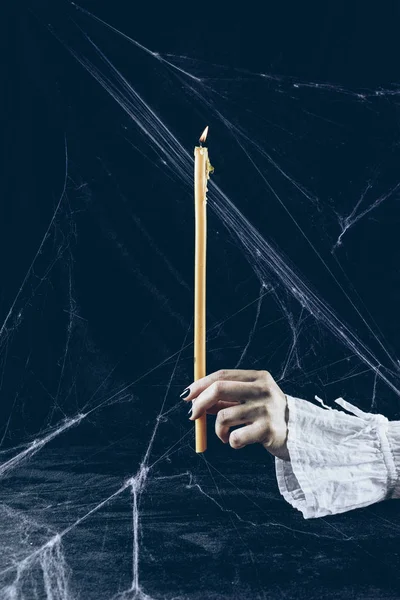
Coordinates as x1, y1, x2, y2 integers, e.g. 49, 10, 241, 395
275, 395, 400, 519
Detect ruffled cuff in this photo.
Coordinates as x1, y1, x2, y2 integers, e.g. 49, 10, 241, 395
275, 395, 400, 519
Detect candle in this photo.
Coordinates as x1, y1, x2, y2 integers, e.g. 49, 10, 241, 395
194, 126, 213, 453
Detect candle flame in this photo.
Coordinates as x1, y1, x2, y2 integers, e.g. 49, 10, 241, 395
199, 126, 209, 144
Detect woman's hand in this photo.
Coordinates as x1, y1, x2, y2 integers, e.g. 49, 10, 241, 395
181, 369, 290, 460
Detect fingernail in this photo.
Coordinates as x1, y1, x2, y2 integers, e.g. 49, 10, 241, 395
188, 405, 192, 415
180, 388, 190, 399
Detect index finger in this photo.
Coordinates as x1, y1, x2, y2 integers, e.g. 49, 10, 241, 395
181, 369, 260, 402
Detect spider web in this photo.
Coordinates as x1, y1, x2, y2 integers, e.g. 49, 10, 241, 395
1, 3, 400, 599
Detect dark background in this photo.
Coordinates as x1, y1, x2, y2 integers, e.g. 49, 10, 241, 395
1, 1, 400, 599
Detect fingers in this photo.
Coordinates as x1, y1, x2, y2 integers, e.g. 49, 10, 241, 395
189, 381, 260, 420
215, 404, 258, 443
229, 421, 268, 450
205, 400, 240, 415
180, 369, 281, 453
181, 369, 261, 402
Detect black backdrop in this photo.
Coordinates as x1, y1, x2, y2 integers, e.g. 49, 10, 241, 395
1, 2, 400, 599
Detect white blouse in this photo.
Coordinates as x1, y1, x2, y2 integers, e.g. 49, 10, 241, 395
275, 395, 400, 519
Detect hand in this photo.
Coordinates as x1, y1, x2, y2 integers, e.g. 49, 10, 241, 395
181, 369, 290, 460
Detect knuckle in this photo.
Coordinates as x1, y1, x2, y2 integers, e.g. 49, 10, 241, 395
260, 369, 272, 382
256, 407, 267, 421
212, 380, 225, 397
216, 408, 228, 425
229, 431, 241, 449
216, 369, 228, 381
258, 371, 274, 394
258, 418, 270, 434
253, 382, 266, 397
